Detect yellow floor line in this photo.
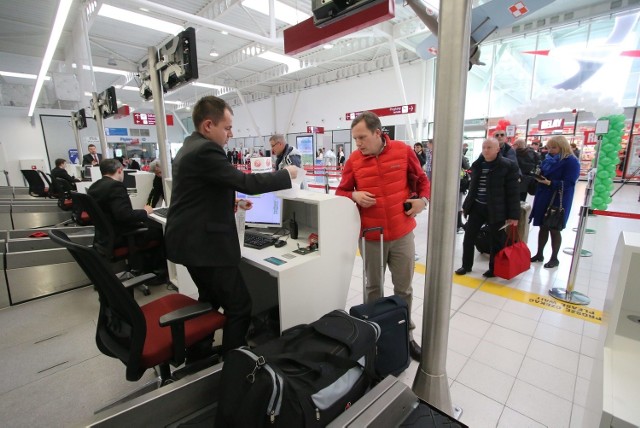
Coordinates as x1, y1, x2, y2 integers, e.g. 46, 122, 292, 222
413, 262, 602, 324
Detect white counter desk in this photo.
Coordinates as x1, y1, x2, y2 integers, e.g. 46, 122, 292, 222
150, 189, 361, 332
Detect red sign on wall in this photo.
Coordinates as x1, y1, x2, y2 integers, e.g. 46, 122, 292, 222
345, 104, 416, 121
307, 126, 324, 134
584, 131, 597, 145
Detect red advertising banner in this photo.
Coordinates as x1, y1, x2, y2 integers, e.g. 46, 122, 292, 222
307, 126, 325, 134
345, 104, 416, 121
132, 113, 174, 126
583, 131, 597, 146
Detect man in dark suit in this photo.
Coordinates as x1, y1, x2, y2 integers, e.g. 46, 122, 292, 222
87, 159, 164, 274
51, 158, 80, 191
82, 144, 102, 166
165, 95, 297, 355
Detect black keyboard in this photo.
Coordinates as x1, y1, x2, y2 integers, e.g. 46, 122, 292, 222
244, 231, 277, 249
153, 207, 169, 218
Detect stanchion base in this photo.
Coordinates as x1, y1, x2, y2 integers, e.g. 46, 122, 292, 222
453, 405, 463, 420
572, 227, 595, 234
549, 288, 591, 305
563, 248, 592, 257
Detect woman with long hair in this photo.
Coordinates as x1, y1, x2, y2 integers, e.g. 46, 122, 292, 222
529, 136, 580, 268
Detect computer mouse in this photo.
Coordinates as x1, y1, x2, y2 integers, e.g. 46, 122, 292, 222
274, 240, 287, 248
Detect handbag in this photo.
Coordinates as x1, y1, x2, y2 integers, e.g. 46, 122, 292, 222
543, 182, 565, 230
494, 227, 531, 280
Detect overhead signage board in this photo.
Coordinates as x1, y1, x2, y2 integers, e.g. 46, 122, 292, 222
134, 113, 156, 125
538, 118, 565, 131
345, 104, 416, 121
133, 112, 174, 126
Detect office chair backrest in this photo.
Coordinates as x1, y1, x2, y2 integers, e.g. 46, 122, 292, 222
54, 178, 73, 211
49, 229, 147, 381
69, 192, 116, 257
21, 169, 48, 197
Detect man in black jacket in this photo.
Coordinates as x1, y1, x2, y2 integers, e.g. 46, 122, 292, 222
87, 159, 164, 275
165, 95, 296, 354
455, 138, 520, 278
51, 158, 80, 191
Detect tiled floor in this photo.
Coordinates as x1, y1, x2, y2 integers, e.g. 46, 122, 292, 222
0, 181, 638, 427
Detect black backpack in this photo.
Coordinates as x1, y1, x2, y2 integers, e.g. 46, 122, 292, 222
215, 310, 379, 427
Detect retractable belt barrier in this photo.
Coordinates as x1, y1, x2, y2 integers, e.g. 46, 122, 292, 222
592, 210, 640, 220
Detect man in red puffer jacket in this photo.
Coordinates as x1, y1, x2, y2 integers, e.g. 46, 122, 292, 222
336, 111, 431, 361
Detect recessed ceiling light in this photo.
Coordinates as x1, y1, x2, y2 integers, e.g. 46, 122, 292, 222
221, 31, 228, 35
193, 82, 224, 90
242, 0, 310, 26
0, 71, 51, 80
164, 100, 182, 105
209, 48, 219, 57
323, 44, 334, 50
98, 4, 183, 35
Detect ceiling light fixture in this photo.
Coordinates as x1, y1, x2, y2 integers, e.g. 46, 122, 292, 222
0, 71, 51, 80
72, 63, 131, 76
193, 82, 224, 90
258, 51, 301, 74
164, 100, 182, 105
98, 4, 183, 35
220, 31, 228, 35
242, 0, 310, 26
28, 0, 73, 116
323, 44, 334, 50
209, 48, 219, 57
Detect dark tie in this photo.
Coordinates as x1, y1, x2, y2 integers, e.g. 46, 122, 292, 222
93, 154, 97, 162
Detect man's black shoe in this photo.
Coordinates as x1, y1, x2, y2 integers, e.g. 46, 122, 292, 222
455, 267, 469, 275
482, 270, 495, 278
409, 340, 421, 361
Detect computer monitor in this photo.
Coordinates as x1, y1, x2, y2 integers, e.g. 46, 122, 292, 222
237, 191, 283, 229
123, 169, 137, 190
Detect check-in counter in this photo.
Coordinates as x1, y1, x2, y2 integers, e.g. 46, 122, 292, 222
12, 186, 38, 200
0, 202, 12, 230
0, 232, 8, 309
11, 200, 71, 229
5, 227, 93, 304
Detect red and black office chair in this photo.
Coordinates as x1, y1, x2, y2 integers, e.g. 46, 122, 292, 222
69, 191, 161, 295
49, 228, 226, 388
53, 177, 74, 211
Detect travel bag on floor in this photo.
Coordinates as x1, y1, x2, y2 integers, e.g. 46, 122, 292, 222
349, 227, 411, 378
215, 309, 380, 428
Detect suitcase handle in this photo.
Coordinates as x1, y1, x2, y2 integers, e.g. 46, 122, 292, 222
361, 227, 384, 301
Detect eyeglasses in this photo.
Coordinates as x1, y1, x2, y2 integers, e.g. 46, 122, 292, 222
494, 133, 505, 137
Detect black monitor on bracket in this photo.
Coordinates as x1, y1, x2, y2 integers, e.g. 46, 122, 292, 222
72, 108, 87, 130
91, 86, 118, 119
160, 27, 199, 92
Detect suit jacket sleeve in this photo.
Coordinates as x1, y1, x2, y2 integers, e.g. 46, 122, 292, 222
196, 143, 291, 193
109, 183, 148, 224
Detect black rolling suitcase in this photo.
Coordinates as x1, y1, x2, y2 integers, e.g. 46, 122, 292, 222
349, 227, 411, 378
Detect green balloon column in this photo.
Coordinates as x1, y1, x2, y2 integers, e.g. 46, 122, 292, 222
590, 114, 625, 211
